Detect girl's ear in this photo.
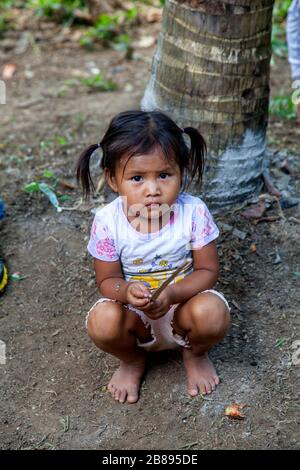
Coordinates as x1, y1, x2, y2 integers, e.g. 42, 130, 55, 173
105, 169, 118, 193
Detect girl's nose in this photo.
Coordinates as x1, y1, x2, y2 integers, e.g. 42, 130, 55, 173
145, 179, 160, 196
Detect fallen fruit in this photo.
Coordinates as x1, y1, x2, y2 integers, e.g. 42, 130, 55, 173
225, 404, 246, 420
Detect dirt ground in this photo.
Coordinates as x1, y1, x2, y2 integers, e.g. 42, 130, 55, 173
0, 12, 299, 450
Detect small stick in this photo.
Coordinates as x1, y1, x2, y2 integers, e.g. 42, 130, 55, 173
151, 260, 191, 302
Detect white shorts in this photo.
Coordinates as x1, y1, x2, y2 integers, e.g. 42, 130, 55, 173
85, 289, 231, 352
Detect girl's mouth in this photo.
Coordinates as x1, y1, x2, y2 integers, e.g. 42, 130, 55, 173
145, 201, 161, 207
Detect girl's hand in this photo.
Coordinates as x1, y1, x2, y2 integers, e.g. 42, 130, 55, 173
140, 287, 175, 320
125, 282, 152, 308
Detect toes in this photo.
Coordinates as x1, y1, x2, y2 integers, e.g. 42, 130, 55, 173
127, 387, 139, 404
114, 388, 121, 401
213, 375, 220, 385
204, 381, 212, 394
119, 389, 127, 403
209, 379, 216, 392
198, 381, 207, 395
109, 386, 139, 404
187, 382, 198, 397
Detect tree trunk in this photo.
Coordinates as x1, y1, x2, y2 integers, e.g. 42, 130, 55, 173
141, 0, 275, 209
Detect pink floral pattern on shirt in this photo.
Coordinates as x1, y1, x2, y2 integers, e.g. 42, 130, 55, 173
96, 236, 117, 259
202, 207, 214, 238
89, 221, 118, 260
191, 203, 218, 248
91, 220, 97, 239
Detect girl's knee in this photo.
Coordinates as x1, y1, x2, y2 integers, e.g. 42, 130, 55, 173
87, 301, 124, 344
190, 294, 230, 339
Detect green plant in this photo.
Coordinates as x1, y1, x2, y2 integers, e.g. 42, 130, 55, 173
80, 13, 119, 48
275, 338, 286, 348
24, 171, 66, 212
0, 15, 8, 37
56, 136, 68, 146
80, 73, 117, 92
28, 0, 85, 24
272, 24, 288, 58
273, 0, 292, 24
80, 8, 137, 53
1, 0, 31, 7
0, 0, 19, 38
269, 94, 297, 120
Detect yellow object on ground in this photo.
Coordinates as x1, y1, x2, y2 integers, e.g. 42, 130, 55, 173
0, 259, 8, 293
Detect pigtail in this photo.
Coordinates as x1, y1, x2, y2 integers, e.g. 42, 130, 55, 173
76, 144, 99, 198
183, 127, 206, 188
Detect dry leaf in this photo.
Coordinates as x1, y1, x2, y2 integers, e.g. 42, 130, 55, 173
262, 171, 282, 197
240, 201, 266, 220
59, 179, 77, 190
280, 159, 293, 175
3, 63, 17, 80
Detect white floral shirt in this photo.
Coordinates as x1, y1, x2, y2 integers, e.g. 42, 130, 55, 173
87, 192, 219, 292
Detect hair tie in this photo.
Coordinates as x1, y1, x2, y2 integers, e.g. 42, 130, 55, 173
181, 127, 185, 133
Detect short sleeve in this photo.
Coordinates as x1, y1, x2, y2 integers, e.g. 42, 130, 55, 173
87, 213, 119, 262
190, 200, 219, 249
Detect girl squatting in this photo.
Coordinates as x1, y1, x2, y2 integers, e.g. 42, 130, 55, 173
76, 110, 231, 404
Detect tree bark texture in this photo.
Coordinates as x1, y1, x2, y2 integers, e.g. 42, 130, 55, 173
141, 0, 275, 208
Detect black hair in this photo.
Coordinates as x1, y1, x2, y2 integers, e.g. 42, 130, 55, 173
76, 110, 206, 198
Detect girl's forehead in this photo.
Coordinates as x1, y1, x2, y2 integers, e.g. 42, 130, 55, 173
121, 150, 177, 172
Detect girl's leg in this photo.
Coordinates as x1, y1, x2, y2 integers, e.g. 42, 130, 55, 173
87, 301, 153, 404
172, 292, 230, 396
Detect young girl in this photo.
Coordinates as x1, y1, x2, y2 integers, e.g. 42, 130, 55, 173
76, 110, 231, 404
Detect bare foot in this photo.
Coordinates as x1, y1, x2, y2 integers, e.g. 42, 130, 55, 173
107, 356, 145, 404
183, 348, 220, 396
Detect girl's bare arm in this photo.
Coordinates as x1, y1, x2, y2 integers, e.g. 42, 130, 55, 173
166, 241, 220, 305
93, 258, 128, 302
93, 259, 151, 307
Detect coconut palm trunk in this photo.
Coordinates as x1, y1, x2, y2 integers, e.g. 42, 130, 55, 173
141, 0, 275, 208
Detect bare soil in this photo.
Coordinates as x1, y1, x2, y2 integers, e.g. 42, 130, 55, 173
0, 12, 299, 450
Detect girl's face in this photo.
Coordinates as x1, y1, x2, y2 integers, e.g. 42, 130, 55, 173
106, 147, 182, 221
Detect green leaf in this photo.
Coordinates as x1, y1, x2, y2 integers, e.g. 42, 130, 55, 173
57, 194, 71, 201
57, 136, 68, 146
43, 170, 54, 178
275, 338, 285, 348
24, 182, 40, 193
273, 0, 292, 24
269, 94, 297, 120
81, 73, 117, 92
125, 7, 138, 22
